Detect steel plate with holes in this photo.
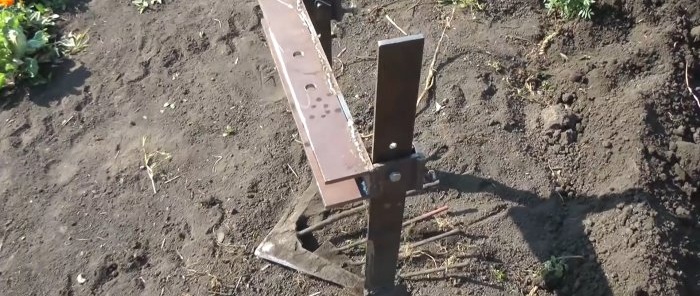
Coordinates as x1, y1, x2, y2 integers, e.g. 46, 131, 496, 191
259, 0, 372, 207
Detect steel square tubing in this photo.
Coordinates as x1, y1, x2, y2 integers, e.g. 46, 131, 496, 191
259, 0, 372, 207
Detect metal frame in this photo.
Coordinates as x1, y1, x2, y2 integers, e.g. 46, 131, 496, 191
256, 1, 427, 295
365, 35, 424, 295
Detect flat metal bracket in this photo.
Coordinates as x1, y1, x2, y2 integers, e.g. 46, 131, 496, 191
259, 0, 372, 208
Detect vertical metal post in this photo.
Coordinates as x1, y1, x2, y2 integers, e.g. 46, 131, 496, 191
364, 35, 424, 296
305, 0, 333, 65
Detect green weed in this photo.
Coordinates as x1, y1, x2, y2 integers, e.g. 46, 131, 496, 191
544, 0, 595, 20
536, 255, 583, 289
492, 268, 508, 283
57, 30, 89, 55
133, 0, 162, 14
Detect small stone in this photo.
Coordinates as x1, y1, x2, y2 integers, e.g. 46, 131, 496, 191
647, 146, 657, 156
675, 207, 691, 219
673, 164, 687, 182
603, 140, 613, 149
669, 141, 678, 151
553, 129, 562, 139
691, 25, 700, 41
570, 71, 583, 83
540, 105, 577, 130
216, 231, 225, 244
673, 125, 687, 136
675, 141, 700, 180
552, 144, 562, 152
664, 151, 675, 161
561, 92, 576, 104
76, 274, 87, 284
561, 129, 577, 144
488, 119, 500, 126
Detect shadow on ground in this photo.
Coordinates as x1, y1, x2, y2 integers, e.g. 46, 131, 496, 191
432, 170, 684, 296
1, 60, 91, 110
57, 0, 92, 13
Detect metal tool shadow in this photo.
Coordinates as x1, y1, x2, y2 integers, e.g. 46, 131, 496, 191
435, 171, 661, 296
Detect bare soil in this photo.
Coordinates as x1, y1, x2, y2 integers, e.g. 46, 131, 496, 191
1, 0, 699, 295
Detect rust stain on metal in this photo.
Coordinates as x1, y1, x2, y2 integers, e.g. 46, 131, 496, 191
260, 0, 372, 206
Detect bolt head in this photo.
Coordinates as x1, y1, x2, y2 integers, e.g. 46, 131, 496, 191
389, 172, 402, 182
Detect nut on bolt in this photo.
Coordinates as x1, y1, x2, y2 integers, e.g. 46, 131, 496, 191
389, 172, 402, 182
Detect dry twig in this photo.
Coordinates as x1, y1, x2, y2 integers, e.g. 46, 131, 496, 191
538, 29, 560, 55
335, 206, 452, 252
286, 163, 299, 179
403, 206, 449, 225
297, 204, 368, 236
385, 15, 408, 35
685, 62, 700, 109
212, 155, 223, 173
402, 228, 461, 251
400, 261, 472, 278
416, 6, 456, 109
142, 137, 172, 194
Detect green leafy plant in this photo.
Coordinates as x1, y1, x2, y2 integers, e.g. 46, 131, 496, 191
535, 255, 583, 290
57, 30, 89, 55
133, 0, 162, 13
544, 0, 595, 20
1, 3, 58, 87
492, 268, 508, 283
438, 0, 484, 11
32, 0, 66, 11
0, 2, 87, 90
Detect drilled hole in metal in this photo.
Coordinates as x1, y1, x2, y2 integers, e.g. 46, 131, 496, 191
305, 84, 316, 91
316, 97, 322, 102
334, 108, 341, 113
323, 104, 329, 108
311, 104, 317, 108
309, 115, 315, 119
321, 114, 327, 118
293, 51, 303, 57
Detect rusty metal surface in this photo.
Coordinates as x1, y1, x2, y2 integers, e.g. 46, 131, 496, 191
371, 35, 424, 163
254, 183, 364, 292
259, 0, 372, 189
364, 35, 424, 295
286, 84, 365, 207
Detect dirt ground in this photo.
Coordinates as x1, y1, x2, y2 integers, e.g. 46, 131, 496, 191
0, 0, 699, 295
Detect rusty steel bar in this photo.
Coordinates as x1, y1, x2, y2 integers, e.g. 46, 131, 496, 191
259, 0, 372, 207
364, 35, 424, 296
